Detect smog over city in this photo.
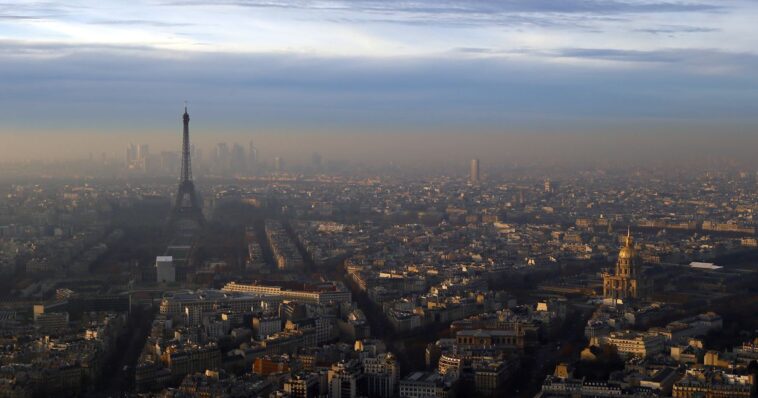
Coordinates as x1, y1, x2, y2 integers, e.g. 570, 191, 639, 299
1, 1, 757, 397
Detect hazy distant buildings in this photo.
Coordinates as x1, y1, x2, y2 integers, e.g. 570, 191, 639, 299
138, 144, 149, 162
208, 141, 261, 175
160, 151, 181, 175
214, 143, 231, 174
469, 158, 480, 184
123, 138, 266, 177
126, 143, 137, 168
231, 143, 246, 174
126, 143, 150, 172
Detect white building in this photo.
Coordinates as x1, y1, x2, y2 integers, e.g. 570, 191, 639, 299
223, 281, 351, 304
606, 331, 664, 358
156, 256, 175, 283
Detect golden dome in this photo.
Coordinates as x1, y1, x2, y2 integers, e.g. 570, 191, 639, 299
618, 246, 634, 259
618, 228, 635, 259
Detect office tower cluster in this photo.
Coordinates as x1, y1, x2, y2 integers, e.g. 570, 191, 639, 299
126, 143, 151, 172
126, 139, 262, 177
210, 140, 259, 175
126, 143, 198, 176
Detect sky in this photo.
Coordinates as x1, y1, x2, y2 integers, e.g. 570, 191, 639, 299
1, 0, 758, 162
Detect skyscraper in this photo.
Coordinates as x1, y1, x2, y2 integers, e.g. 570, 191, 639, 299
312, 152, 322, 168
133, 144, 149, 171
469, 158, 480, 184
126, 143, 137, 168
231, 143, 246, 174
274, 156, 284, 172
248, 140, 258, 171
214, 143, 230, 174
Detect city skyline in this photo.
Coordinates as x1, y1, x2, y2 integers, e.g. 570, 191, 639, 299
2, 2, 758, 398
5, 126, 758, 168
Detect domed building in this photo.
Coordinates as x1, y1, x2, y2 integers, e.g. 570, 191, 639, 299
603, 230, 645, 303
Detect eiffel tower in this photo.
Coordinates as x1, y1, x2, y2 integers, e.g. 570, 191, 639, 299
168, 105, 205, 230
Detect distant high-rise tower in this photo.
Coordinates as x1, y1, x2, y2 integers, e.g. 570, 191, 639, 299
136, 144, 150, 171
126, 143, 137, 168
469, 158, 480, 184
248, 140, 258, 170
231, 143, 246, 174
274, 156, 284, 172
168, 105, 204, 230
214, 142, 230, 174
137, 144, 149, 162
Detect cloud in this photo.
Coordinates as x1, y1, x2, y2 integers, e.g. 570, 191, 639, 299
0, 0, 742, 60
0, 1, 755, 138
551, 47, 758, 69
156, 0, 725, 29
0, 2, 81, 19
634, 25, 720, 34
87, 19, 196, 28
1, 45, 757, 138
0, 39, 182, 57
163, 0, 725, 14
0, 15, 42, 20
447, 46, 758, 74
